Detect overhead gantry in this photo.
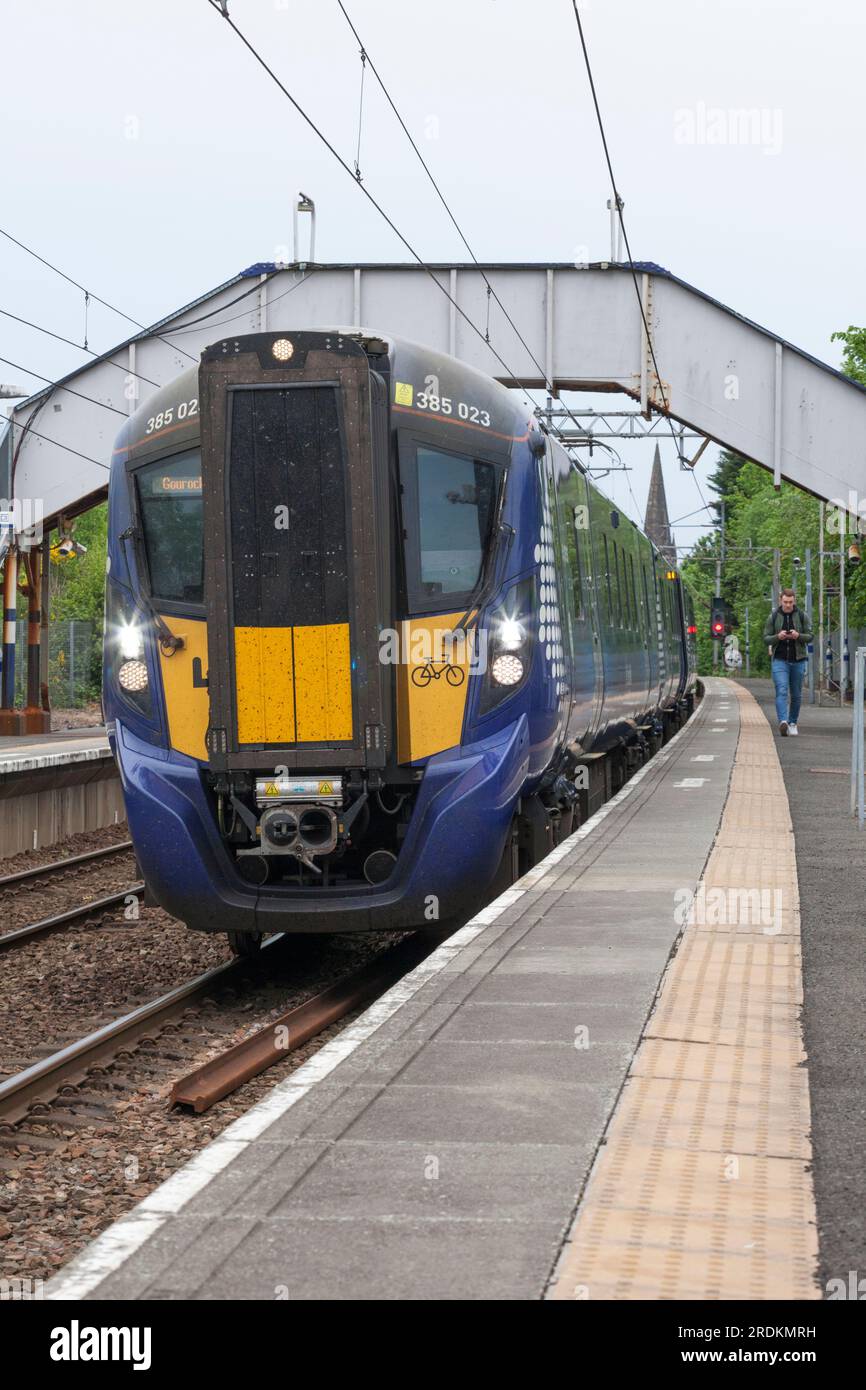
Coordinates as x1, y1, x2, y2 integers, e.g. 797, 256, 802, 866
2, 259, 865, 729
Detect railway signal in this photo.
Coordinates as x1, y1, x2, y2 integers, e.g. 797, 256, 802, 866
710, 599, 734, 641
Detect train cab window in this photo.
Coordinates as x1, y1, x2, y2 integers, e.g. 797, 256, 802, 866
134, 450, 203, 606
401, 442, 498, 612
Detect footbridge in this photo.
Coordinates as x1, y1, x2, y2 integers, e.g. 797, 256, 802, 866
4, 260, 866, 532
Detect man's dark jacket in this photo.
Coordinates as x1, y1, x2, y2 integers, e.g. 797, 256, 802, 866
762, 606, 814, 662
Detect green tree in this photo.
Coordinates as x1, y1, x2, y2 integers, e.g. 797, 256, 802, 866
831, 326, 866, 387
705, 448, 746, 531
682, 460, 823, 676
48, 504, 107, 703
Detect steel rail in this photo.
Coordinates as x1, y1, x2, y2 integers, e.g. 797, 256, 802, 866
170, 927, 453, 1114
0, 936, 284, 1125
0, 840, 134, 890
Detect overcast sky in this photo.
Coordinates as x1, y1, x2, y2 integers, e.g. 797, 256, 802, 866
2, 0, 864, 555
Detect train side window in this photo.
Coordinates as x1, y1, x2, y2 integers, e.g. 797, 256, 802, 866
625, 544, 633, 628
602, 533, 613, 622
572, 518, 584, 620
551, 455, 585, 623
622, 547, 630, 627
612, 540, 622, 626
629, 553, 638, 631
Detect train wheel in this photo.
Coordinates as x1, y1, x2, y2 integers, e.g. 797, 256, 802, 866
227, 930, 263, 959
490, 818, 520, 896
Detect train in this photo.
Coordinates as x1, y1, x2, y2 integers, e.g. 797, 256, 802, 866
103, 329, 697, 952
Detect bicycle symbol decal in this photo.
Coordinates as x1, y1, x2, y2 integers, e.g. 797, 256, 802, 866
411, 660, 465, 689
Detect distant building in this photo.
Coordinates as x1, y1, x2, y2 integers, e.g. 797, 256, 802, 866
644, 443, 676, 567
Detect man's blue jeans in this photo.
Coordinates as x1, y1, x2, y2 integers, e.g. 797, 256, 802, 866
772, 657, 807, 724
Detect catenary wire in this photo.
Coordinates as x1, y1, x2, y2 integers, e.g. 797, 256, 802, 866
0, 224, 198, 364
0, 355, 127, 417
205, 0, 564, 424
0, 306, 164, 390
569, 1, 713, 524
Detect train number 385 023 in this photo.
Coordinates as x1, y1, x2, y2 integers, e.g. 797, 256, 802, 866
416, 392, 491, 427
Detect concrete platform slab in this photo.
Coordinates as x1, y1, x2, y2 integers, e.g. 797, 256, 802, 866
45, 681, 762, 1302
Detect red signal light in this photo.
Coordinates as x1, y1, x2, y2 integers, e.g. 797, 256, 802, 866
712, 621, 724, 636
687, 624, 697, 635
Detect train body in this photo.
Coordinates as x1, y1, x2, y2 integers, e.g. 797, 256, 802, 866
103, 329, 696, 944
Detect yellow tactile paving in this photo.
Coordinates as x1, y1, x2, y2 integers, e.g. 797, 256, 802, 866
547, 682, 820, 1300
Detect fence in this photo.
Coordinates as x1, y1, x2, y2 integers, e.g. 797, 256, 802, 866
12, 619, 103, 710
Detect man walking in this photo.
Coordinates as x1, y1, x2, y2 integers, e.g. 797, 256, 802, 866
763, 588, 813, 736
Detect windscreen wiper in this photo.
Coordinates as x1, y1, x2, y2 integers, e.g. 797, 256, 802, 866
452, 520, 515, 636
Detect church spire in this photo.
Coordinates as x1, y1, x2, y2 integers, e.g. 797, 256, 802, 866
644, 443, 676, 566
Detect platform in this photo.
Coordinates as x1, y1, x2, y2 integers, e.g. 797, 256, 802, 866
0, 727, 109, 776
0, 727, 122, 857
44, 679, 823, 1301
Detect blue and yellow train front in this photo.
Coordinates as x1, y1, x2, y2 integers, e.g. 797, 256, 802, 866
103, 331, 560, 939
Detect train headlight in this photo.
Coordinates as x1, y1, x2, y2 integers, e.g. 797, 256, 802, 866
118, 659, 149, 693
272, 338, 294, 361
104, 581, 155, 723
491, 653, 524, 686
117, 619, 144, 661
495, 617, 526, 652
479, 575, 536, 715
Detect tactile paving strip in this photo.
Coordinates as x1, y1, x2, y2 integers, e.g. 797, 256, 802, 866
547, 683, 819, 1300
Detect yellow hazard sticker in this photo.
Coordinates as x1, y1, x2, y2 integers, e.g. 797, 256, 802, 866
394, 381, 413, 406
318, 780, 334, 795
264, 782, 279, 796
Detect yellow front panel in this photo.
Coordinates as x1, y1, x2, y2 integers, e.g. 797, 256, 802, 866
234, 626, 295, 744
292, 623, 353, 742
157, 615, 210, 761
396, 613, 473, 763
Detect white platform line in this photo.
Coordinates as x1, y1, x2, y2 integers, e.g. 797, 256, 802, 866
45, 685, 717, 1300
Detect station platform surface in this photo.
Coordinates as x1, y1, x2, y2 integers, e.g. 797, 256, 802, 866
0, 727, 110, 776
45, 679, 824, 1301
745, 678, 866, 1296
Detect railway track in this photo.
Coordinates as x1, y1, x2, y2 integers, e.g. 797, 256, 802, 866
0, 883, 144, 953
169, 926, 452, 1112
0, 940, 279, 1126
0, 839, 134, 891
0, 927, 450, 1131
0, 836, 141, 952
